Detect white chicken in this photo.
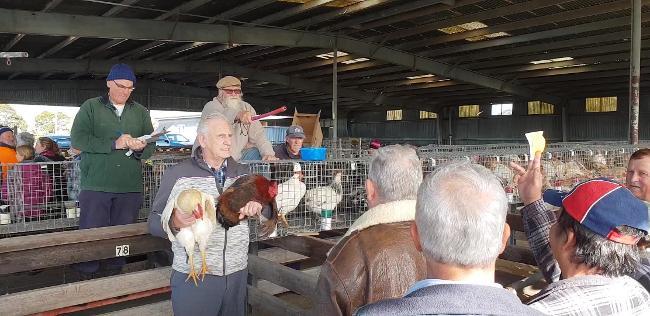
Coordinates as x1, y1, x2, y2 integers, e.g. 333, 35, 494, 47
274, 162, 306, 229
163, 188, 216, 286
304, 172, 343, 216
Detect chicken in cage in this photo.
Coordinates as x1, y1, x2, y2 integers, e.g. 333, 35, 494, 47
270, 162, 306, 237
244, 159, 366, 239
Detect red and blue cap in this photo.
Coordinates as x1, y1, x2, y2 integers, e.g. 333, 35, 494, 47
543, 178, 649, 245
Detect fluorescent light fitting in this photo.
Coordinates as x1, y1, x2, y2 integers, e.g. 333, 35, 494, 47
341, 57, 369, 64
531, 56, 573, 64
551, 57, 573, 62
316, 51, 349, 59
547, 63, 588, 70
407, 74, 435, 80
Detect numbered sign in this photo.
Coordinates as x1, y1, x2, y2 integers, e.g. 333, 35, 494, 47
115, 244, 130, 257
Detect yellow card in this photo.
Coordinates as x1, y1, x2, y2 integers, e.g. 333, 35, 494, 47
525, 131, 546, 158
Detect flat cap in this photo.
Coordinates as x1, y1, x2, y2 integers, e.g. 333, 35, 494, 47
216, 76, 241, 89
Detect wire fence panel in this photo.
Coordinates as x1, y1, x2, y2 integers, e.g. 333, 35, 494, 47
0, 161, 79, 236
1, 141, 646, 238
244, 159, 369, 241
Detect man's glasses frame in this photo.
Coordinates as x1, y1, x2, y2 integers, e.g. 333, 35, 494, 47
220, 88, 242, 95
113, 80, 135, 91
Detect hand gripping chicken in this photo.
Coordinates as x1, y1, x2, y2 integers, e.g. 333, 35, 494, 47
168, 189, 217, 286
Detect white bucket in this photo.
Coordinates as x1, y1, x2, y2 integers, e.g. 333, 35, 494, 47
0, 213, 10, 224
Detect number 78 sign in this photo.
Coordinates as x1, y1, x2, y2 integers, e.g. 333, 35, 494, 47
115, 245, 130, 257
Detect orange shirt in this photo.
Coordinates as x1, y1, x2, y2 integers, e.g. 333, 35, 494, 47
0, 146, 17, 180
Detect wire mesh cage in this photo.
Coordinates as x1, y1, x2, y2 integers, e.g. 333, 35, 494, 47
0, 161, 79, 236
1, 141, 645, 239
244, 159, 369, 240
323, 138, 373, 159
140, 154, 191, 219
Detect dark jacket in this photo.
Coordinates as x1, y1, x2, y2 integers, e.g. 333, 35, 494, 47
34, 150, 65, 163
71, 95, 154, 193
355, 284, 545, 316
273, 143, 300, 160
35, 150, 67, 201
316, 200, 426, 316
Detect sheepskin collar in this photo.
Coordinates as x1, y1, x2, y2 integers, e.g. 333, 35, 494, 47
343, 200, 416, 238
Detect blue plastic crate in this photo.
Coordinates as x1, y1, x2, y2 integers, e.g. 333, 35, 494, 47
300, 147, 327, 161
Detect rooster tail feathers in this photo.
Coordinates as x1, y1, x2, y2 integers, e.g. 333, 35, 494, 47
260, 199, 279, 237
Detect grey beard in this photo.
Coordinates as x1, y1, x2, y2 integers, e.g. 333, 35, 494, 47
224, 98, 242, 110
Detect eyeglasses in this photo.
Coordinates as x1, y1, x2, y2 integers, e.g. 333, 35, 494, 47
113, 81, 135, 91
220, 88, 242, 95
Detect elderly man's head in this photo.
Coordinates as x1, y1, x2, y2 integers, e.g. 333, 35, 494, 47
413, 160, 509, 267
366, 145, 423, 208
627, 148, 650, 202
197, 113, 232, 163
285, 125, 305, 156
216, 76, 243, 110
106, 63, 136, 105
545, 179, 648, 277
0, 126, 16, 147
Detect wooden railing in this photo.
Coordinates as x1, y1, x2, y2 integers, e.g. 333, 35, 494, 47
0, 214, 540, 315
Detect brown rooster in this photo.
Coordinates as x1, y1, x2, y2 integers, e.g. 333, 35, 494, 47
216, 174, 279, 237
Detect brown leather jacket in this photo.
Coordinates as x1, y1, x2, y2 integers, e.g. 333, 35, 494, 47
315, 221, 427, 316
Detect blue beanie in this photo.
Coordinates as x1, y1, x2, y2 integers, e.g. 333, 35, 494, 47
106, 63, 136, 84
0, 126, 13, 136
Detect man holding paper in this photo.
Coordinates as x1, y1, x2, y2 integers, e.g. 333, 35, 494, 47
70, 63, 155, 278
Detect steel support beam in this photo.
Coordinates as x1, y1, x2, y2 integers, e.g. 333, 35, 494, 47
317, 0, 445, 32
0, 58, 425, 108
332, 42, 338, 141
0, 8, 561, 104
378, 0, 571, 43
630, 0, 642, 144
399, 0, 634, 51
426, 13, 650, 58
253, 0, 337, 25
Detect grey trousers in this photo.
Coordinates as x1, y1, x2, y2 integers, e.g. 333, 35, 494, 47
170, 268, 248, 316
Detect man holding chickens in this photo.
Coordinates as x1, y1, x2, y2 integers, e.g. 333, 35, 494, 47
148, 112, 264, 315
315, 145, 427, 316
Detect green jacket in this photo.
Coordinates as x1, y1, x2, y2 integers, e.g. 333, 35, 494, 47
71, 96, 154, 193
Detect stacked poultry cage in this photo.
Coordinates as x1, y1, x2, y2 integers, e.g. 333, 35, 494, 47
1, 141, 643, 239
245, 159, 369, 240
323, 137, 373, 159
417, 142, 640, 206
140, 154, 191, 220
0, 160, 79, 236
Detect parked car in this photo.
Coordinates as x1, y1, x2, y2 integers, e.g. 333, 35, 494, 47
156, 133, 193, 148
48, 135, 71, 149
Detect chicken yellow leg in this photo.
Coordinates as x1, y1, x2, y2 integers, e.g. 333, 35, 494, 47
185, 252, 199, 286
200, 250, 210, 281
279, 213, 289, 228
